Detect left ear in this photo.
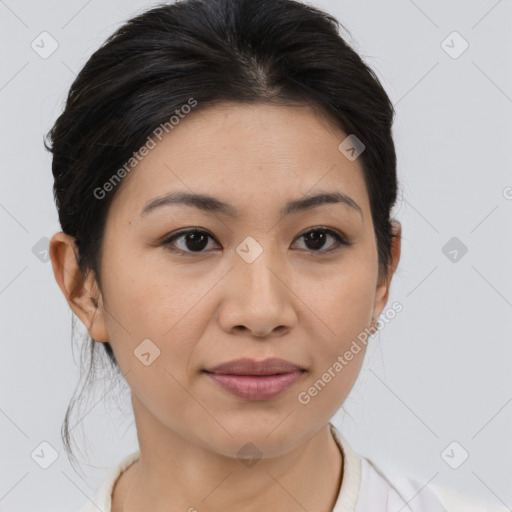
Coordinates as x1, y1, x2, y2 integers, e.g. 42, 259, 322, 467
372, 220, 401, 321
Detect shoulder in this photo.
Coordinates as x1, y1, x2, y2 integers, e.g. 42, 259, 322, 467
329, 423, 506, 512
382, 471, 508, 512
427, 482, 509, 512
75, 450, 140, 512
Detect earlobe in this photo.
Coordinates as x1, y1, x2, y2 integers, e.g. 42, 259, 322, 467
49, 232, 110, 342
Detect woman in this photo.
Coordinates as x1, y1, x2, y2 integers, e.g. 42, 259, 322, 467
46, 0, 506, 510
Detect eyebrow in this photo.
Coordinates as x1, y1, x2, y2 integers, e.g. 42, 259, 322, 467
141, 190, 363, 220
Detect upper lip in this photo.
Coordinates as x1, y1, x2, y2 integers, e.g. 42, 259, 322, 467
204, 358, 305, 376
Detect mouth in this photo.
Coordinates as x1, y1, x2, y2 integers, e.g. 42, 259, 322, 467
202, 358, 306, 401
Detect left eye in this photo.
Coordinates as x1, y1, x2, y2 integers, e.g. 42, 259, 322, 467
292, 227, 350, 252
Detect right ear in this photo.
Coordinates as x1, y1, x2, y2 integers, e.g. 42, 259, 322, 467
49, 231, 110, 343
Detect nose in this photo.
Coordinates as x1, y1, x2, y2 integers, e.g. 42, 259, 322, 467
217, 249, 297, 338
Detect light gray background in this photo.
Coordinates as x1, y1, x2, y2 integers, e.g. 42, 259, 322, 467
1, 0, 511, 510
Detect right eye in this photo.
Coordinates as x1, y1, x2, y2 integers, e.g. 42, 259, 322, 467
161, 229, 220, 255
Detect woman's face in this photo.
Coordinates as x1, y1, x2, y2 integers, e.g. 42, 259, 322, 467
69, 102, 399, 458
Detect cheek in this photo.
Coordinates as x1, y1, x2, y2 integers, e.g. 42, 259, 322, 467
100, 250, 215, 375
294, 269, 373, 417
99, 262, 203, 416
101, 247, 191, 332
295, 252, 376, 404
299, 257, 376, 342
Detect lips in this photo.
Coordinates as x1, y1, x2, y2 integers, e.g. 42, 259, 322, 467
203, 358, 306, 401
204, 357, 305, 376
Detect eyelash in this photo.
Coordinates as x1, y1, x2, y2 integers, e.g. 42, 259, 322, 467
160, 227, 352, 256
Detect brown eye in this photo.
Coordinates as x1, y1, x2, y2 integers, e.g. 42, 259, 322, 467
162, 229, 219, 253
293, 227, 350, 252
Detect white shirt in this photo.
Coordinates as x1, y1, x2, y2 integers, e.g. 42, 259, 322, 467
77, 423, 506, 512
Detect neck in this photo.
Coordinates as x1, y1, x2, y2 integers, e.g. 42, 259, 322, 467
116, 399, 343, 512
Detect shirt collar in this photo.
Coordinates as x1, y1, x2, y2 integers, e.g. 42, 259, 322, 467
82, 422, 363, 512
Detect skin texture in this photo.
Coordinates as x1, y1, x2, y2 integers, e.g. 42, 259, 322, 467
50, 102, 401, 512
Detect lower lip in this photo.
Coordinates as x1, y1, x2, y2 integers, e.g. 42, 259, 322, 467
204, 371, 304, 400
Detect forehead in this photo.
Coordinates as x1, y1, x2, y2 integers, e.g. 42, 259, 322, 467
108, 102, 369, 219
